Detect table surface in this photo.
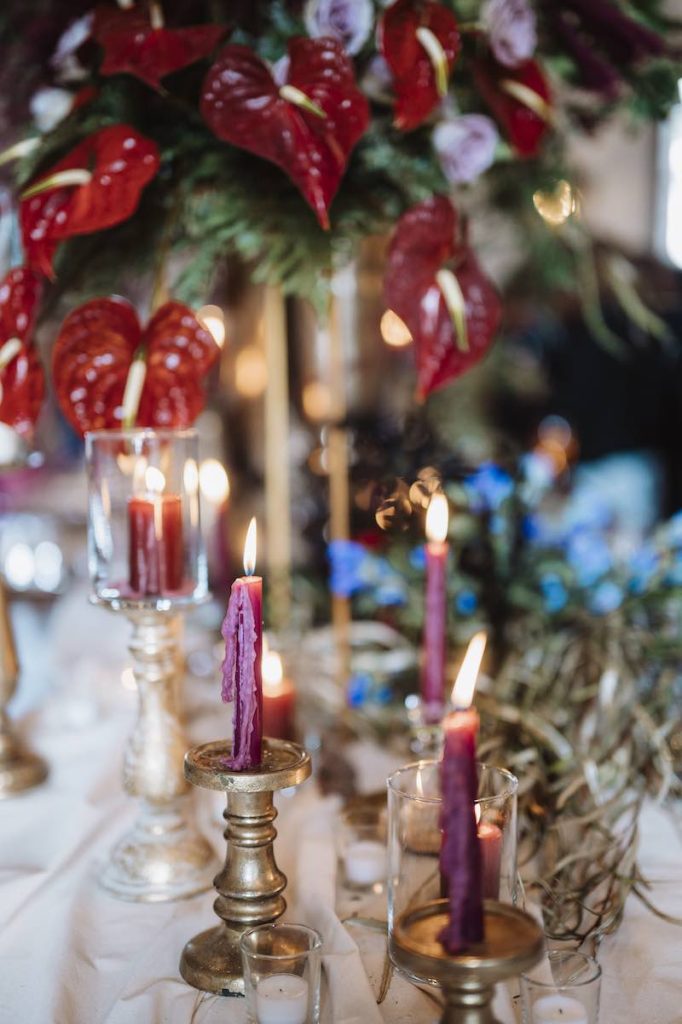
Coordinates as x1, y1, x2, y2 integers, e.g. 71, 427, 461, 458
2, 590, 682, 1024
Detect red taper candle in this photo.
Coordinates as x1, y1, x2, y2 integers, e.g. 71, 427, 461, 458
421, 493, 449, 723
220, 517, 263, 770
262, 645, 296, 742
128, 465, 184, 596
439, 631, 487, 954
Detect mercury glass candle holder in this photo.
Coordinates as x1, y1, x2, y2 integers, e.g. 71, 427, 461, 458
84, 428, 216, 902
387, 760, 518, 984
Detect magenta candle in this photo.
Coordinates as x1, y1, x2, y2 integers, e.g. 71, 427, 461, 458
439, 632, 487, 954
421, 493, 449, 723
220, 518, 263, 769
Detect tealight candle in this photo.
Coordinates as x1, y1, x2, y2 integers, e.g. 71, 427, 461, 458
532, 994, 588, 1023
256, 973, 309, 1024
344, 839, 387, 887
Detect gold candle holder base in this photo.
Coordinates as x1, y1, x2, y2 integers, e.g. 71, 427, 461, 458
100, 608, 217, 903
0, 579, 47, 799
179, 738, 312, 996
390, 898, 544, 1024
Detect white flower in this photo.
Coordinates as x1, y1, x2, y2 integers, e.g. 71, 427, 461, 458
304, 0, 374, 55
50, 13, 94, 83
30, 87, 74, 133
433, 115, 499, 184
481, 0, 537, 68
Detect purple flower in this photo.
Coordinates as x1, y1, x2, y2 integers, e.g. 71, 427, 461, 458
304, 0, 374, 55
433, 115, 499, 185
481, 0, 537, 68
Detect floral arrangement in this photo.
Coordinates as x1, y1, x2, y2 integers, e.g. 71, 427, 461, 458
0, 0, 680, 438
326, 450, 682, 938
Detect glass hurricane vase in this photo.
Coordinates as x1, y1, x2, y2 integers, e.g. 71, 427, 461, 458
85, 428, 216, 901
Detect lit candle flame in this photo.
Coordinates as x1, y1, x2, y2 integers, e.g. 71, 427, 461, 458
243, 517, 257, 576
451, 631, 487, 709
145, 466, 165, 494
425, 492, 449, 544
262, 649, 283, 691
475, 804, 481, 825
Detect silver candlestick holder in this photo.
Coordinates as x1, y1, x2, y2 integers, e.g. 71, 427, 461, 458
99, 605, 217, 901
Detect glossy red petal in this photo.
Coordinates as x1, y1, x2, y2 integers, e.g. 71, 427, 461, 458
385, 196, 501, 398
94, 4, 225, 91
20, 124, 160, 278
52, 297, 141, 435
0, 267, 42, 344
201, 38, 369, 228
380, 0, 460, 131
0, 348, 45, 438
474, 57, 551, 158
138, 301, 219, 427
0, 267, 44, 437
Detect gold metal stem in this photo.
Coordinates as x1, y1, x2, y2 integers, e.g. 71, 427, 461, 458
0, 578, 47, 797
100, 608, 217, 902
180, 738, 312, 995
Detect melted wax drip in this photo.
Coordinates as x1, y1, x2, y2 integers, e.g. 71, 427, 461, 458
220, 585, 261, 770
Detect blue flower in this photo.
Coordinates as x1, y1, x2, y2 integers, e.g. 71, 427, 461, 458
589, 580, 623, 615
566, 529, 612, 587
375, 582, 407, 607
455, 589, 478, 615
665, 551, 682, 587
464, 463, 514, 512
347, 673, 372, 708
328, 540, 370, 597
540, 573, 568, 614
628, 544, 659, 594
409, 545, 427, 571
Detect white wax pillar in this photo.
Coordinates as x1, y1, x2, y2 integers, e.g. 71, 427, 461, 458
532, 993, 589, 1024
344, 839, 387, 886
256, 973, 309, 1024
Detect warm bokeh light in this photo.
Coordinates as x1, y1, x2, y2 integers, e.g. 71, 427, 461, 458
243, 517, 257, 576
451, 631, 487, 709
197, 304, 226, 348
183, 458, 199, 495
262, 649, 284, 691
144, 466, 165, 494
235, 345, 267, 398
380, 309, 413, 348
425, 492, 449, 544
302, 380, 332, 421
199, 458, 230, 504
532, 180, 578, 227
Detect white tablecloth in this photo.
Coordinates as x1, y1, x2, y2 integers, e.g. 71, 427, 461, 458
1, 592, 682, 1023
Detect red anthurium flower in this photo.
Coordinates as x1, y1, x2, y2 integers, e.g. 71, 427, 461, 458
201, 38, 369, 229
20, 124, 160, 279
384, 196, 501, 399
474, 57, 552, 158
93, 4, 225, 91
379, 0, 460, 131
52, 297, 220, 436
0, 267, 44, 437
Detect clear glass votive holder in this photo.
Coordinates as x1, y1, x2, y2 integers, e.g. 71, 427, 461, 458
337, 815, 388, 892
240, 924, 323, 1024
520, 951, 601, 1023
84, 429, 207, 607
387, 760, 518, 976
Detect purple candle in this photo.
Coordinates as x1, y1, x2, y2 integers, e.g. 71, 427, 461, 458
220, 517, 263, 770
421, 493, 449, 723
439, 632, 487, 954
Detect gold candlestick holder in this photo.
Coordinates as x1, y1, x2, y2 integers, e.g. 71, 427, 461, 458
390, 898, 544, 1024
100, 607, 217, 902
179, 738, 312, 995
0, 578, 48, 798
